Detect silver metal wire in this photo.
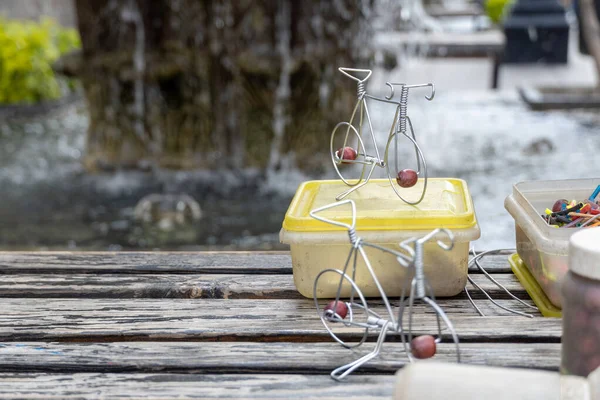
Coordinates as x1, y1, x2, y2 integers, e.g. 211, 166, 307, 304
398, 86, 409, 133
464, 248, 538, 318
348, 228, 359, 247
397, 229, 460, 364
311, 200, 460, 381
331, 67, 434, 204
357, 80, 366, 99
310, 205, 538, 381
384, 118, 428, 205
464, 285, 484, 316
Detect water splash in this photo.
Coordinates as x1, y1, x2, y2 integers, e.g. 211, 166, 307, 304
268, 0, 293, 172
121, 0, 148, 148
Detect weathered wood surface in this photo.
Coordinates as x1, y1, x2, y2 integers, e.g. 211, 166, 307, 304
0, 251, 515, 274
0, 373, 395, 399
0, 273, 529, 300
0, 251, 559, 399
0, 342, 560, 373
0, 252, 293, 275
0, 298, 559, 342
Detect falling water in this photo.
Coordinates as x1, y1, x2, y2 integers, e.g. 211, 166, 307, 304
120, 0, 147, 147
268, 0, 293, 172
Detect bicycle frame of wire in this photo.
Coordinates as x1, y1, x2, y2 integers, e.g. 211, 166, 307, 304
310, 201, 460, 379
311, 239, 431, 381
331, 67, 434, 204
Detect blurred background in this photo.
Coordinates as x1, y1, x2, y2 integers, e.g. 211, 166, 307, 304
0, 0, 599, 251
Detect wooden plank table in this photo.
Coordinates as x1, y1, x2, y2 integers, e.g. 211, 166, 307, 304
0, 251, 561, 399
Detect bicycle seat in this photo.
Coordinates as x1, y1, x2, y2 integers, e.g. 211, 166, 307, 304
338, 67, 372, 83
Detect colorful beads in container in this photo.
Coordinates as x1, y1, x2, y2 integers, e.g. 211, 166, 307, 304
543, 185, 600, 228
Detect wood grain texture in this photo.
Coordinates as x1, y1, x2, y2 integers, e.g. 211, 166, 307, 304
0, 274, 298, 300
0, 251, 514, 274
0, 373, 395, 399
0, 298, 559, 342
0, 250, 556, 398
0, 273, 528, 300
0, 252, 293, 275
0, 342, 560, 373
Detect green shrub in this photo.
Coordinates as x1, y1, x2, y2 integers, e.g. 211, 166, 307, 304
485, 0, 514, 24
0, 17, 81, 105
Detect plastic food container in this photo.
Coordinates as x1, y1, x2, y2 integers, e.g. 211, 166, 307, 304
504, 178, 600, 308
561, 228, 600, 377
508, 253, 561, 318
280, 178, 481, 299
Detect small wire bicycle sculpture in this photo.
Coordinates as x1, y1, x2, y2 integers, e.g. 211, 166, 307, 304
310, 200, 461, 381
331, 67, 434, 205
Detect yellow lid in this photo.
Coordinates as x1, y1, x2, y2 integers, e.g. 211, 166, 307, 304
282, 178, 477, 232
508, 253, 562, 317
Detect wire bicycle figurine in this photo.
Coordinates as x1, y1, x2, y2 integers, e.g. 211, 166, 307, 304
310, 200, 461, 381
331, 67, 434, 205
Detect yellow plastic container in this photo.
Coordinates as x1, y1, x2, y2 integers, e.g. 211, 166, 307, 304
280, 178, 481, 298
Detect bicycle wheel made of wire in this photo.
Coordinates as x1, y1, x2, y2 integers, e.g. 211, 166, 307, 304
384, 120, 428, 205
313, 268, 370, 349
330, 121, 369, 187
396, 281, 461, 363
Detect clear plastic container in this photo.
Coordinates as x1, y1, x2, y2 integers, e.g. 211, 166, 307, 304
280, 178, 481, 299
505, 178, 600, 308
561, 228, 600, 377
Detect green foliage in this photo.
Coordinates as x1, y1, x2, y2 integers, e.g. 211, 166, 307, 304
0, 17, 81, 105
485, 0, 514, 24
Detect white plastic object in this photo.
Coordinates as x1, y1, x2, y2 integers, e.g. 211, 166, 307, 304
393, 362, 599, 400
569, 228, 600, 280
